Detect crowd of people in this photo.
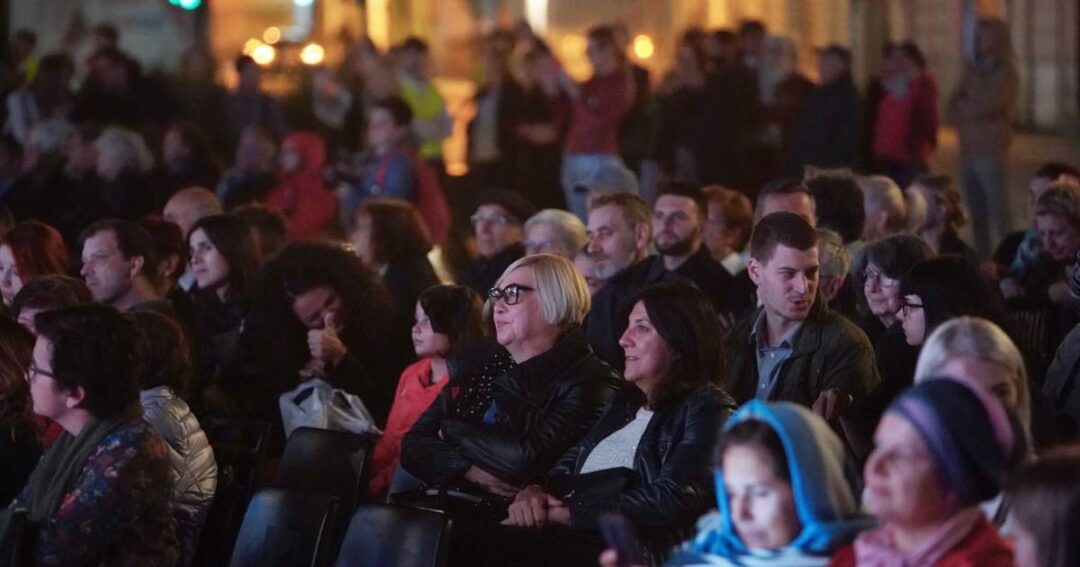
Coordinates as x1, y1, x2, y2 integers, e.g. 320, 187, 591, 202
0, 14, 1077, 567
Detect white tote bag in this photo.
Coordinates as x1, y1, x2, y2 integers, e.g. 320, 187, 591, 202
279, 379, 382, 438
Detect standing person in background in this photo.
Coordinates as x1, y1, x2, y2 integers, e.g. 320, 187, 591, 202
947, 17, 1018, 260
216, 126, 278, 210
5, 52, 75, 146
398, 38, 452, 175
559, 25, 635, 220
612, 21, 651, 178
467, 40, 520, 190
867, 42, 939, 188
791, 45, 860, 174
511, 44, 571, 211
224, 55, 288, 150
338, 96, 417, 219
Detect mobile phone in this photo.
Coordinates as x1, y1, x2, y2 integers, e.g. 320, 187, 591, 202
598, 513, 645, 567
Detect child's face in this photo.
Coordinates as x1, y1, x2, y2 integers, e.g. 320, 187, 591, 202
411, 303, 451, 359
367, 107, 404, 149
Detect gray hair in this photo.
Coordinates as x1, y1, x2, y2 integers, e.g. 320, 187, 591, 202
524, 209, 588, 258
816, 228, 850, 278
914, 316, 1032, 445
95, 127, 154, 174
859, 175, 908, 234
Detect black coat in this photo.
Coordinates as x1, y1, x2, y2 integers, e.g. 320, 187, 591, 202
584, 256, 676, 371
546, 384, 736, 536
659, 247, 752, 321
791, 75, 860, 173
401, 328, 622, 487
457, 243, 526, 297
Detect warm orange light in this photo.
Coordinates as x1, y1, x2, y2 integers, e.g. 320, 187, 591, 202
242, 38, 263, 56
252, 44, 276, 66
633, 35, 655, 59
300, 43, 325, 65
263, 27, 282, 44
560, 34, 586, 57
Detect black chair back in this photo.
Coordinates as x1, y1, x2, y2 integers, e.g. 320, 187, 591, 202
335, 504, 452, 567
229, 488, 339, 567
275, 427, 372, 512
193, 418, 272, 567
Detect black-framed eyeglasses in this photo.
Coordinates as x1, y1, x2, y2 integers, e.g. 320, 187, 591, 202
486, 284, 535, 306
901, 299, 924, 317
25, 362, 55, 382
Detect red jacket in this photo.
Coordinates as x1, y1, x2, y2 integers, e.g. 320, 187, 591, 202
265, 131, 338, 238
366, 358, 449, 500
829, 516, 1013, 567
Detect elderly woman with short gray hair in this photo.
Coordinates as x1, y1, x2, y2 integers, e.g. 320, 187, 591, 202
400, 254, 621, 509
524, 209, 589, 258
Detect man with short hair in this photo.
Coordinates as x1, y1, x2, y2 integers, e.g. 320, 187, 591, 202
582, 192, 670, 369
722, 212, 878, 427
80, 219, 170, 313
162, 186, 222, 292
650, 182, 750, 320
755, 177, 817, 226
457, 189, 535, 295
791, 44, 860, 172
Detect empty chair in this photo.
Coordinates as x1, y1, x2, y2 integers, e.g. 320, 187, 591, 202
230, 488, 339, 567
275, 427, 372, 512
336, 504, 452, 567
194, 418, 272, 567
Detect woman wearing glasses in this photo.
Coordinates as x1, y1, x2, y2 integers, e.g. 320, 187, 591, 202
896, 255, 1006, 347
845, 235, 933, 460
400, 254, 621, 511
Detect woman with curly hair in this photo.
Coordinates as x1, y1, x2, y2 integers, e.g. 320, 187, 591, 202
224, 240, 398, 452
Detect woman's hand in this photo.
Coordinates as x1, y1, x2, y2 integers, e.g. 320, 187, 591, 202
504, 485, 549, 527
307, 312, 347, 366
463, 466, 517, 497
545, 495, 571, 525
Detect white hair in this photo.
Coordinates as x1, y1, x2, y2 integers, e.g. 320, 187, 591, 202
859, 175, 908, 234
95, 127, 154, 174
524, 209, 588, 258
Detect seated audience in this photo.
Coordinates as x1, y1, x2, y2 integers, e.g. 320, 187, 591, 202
897, 255, 1006, 347
702, 185, 753, 276
0, 317, 40, 506
368, 284, 486, 500
858, 174, 908, 242
93, 126, 156, 221
232, 203, 288, 260
0, 220, 69, 307
490, 284, 736, 565
265, 131, 338, 238
830, 378, 1022, 567
1043, 253, 1080, 440
138, 216, 197, 332
186, 214, 261, 407
755, 177, 817, 226
131, 311, 217, 566
723, 212, 878, 428
524, 209, 588, 259
1022, 182, 1080, 307
1005, 446, 1080, 567
231, 241, 396, 451
815, 228, 850, 309
339, 96, 416, 217
907, 174, 977, 262
163, 186, 223, 242
3, 305, 178, 565
157, 121, 221, 204
457, 189, 535, 294
806, 168, 865, 250
649, 182, 748, 321
583, 193, 670, 370
348, 198, 439, 360
641, 401, 873, 567
913, 316, 1035, 529
215, 126, 277, 209
11, 274, 92, 334
400, 255, 621, 503
994, 162, 1079, 285
79, 219, 171, 314
573, 248, 604, 296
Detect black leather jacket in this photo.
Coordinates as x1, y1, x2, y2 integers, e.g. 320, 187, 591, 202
546, 384, 736, 534
401, 327, 622, 487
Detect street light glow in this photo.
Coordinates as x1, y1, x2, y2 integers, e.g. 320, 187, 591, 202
300, 43, 325, 65
633, 34, 655, 59
263, 27, 282, 44
252, 44, 276, 66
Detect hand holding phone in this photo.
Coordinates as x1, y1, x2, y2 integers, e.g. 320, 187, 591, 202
598, 513, 646, 567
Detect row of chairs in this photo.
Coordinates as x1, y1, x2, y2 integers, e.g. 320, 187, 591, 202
193, 421, 451, 566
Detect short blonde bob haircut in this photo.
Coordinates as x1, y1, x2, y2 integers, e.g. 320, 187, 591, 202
488, 254, 591, 329
914, 316, 1032, 444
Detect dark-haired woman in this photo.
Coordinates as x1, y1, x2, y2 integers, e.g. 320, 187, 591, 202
231, 240, 397, 451
132, 311, 217, 567
1007, 447, 1080, 567
367, 284, 486, 500
0, 316, 40, 506
471, 283, 737, 564
349, 197, 440, 361
897, 255, 1007, 347
3, 305, 178, 565
187, 214, 262, 410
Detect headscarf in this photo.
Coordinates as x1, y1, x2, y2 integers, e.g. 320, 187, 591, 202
677, 401, 873, 565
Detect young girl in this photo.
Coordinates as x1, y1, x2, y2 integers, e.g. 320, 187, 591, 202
366, 284, 485, 500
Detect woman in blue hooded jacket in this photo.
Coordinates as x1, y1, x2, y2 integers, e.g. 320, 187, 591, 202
604, 400, 873, 566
